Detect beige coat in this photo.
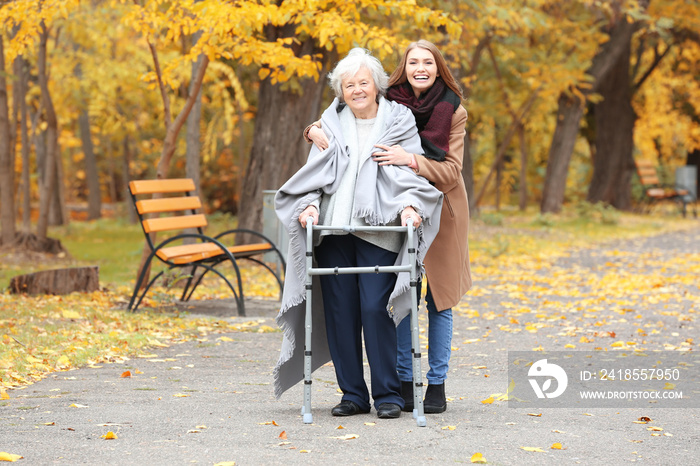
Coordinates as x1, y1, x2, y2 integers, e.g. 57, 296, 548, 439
413, 105, 472, 311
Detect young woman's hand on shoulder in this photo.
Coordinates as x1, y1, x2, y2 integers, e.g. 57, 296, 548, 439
373, 144, 414, 166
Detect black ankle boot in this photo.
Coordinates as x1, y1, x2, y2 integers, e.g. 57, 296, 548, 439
401, 381, 414, 412
423, 383, 446, 414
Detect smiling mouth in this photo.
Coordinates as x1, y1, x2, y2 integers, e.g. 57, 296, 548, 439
413, 76, 430, 82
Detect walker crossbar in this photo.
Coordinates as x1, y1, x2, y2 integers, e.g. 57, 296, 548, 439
301, 217, 426, 427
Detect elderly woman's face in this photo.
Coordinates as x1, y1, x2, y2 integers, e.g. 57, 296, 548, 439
341, 67, 379, 119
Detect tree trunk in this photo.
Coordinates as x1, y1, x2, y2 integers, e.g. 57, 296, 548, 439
587, 37, 636, 209
462, 129, 476, 215
79, 109, 102, 219
122, 135, 137, 224
49, 144, 67, 226
540, 94, 586, 213
518, 123, 527, 211
186, 43, 204, 199
0, 35, 16, 246
539, 15, 637, 213
36, 23, 59, 240
236, 73, 327, 243
18, 56, 31, 232
495, 122, 502, 210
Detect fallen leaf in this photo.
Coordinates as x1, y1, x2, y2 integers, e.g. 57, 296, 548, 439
520, 446, 545, 452
470, 452, 487, 463
330, 434, 359, 440
551, 442, 563, 450
69, 403, 88, 408
638, 416, 652, 423
441, 425, 457, 430
481, 397, 494, 404
213, 462, 236, 466
56, 355, 71, 367
299, 450, 310, 453
647, 426, 663, 432
363, 422, 375, 426
0, 452, 23, 462
336, 425, 344, 429
62, 310, 82, 319
120, 371, 132, 378
564, 344, 576, 349
173, 393, 190, 397
259, 421, 279, 426
663, 383, 675, 390
0, 391, 9, 400
527, 413, 542, 417
218, 336, 234, 342
102, 431, 117, 440
279, 431, 287, 439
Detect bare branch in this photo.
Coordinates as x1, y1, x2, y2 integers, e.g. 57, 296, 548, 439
147, 40, 171, 129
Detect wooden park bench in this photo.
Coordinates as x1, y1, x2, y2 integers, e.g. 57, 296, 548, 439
635, 159, 697, 217
128, 178, 285, 315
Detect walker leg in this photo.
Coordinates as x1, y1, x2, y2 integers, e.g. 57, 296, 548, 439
302, 218, 314, 424
407, 223, 426, 427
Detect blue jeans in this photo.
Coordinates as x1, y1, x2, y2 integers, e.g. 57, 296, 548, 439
396, 286, 453, 384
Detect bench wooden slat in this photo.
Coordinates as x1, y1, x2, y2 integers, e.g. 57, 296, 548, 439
637, 168, 657, 176
142, 214, 208, 233
639, 175, 659, 185
136, 196, 202, 215
156, 242, 274, 264
129, 179, 196, 195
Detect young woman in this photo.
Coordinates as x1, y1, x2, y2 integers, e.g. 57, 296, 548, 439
306, 40, 472, 413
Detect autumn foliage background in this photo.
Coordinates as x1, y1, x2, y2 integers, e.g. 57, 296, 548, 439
1, 1, 700, 391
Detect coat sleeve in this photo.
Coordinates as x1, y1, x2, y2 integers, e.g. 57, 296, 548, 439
413, 105, 467, 193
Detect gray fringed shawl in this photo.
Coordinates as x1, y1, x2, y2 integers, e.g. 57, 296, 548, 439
272, 97, 443, 399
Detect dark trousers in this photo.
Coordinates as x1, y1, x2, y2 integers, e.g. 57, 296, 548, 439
315, 234, 403, 411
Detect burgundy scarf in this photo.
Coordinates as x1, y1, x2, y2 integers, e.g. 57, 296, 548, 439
387, 77, 460, 161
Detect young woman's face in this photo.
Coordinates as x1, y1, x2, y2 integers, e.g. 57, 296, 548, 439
405, 47, 439, 98
342, 67, 379, 119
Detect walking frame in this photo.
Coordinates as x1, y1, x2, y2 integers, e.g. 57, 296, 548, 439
301, 217, 427, 427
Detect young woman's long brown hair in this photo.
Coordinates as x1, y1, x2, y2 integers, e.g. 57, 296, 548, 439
388, 40, 463, 100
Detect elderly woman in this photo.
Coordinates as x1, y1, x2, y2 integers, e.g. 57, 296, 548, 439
273, 48, 443, 419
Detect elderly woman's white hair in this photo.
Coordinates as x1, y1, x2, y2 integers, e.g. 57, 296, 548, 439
328, 48, 389, 102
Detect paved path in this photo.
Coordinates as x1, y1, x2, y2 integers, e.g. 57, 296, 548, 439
2, 227, 699, 464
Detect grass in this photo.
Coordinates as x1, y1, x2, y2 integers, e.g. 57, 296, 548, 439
1, 204, 697, 392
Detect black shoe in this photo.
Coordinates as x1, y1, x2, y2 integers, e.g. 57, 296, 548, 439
401, 381, 414, 412
331, 400, 369, 416
423, 383, 446, 414
376, 403, 401, 419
